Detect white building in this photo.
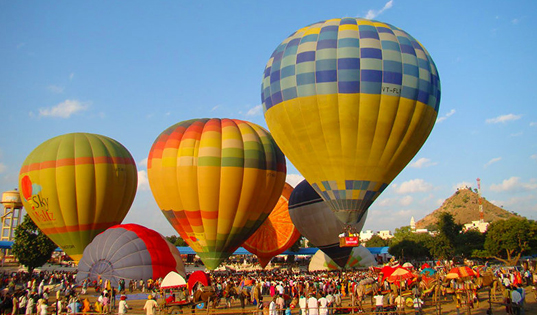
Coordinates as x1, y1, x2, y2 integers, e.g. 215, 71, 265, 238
360, 230, 376, 242
463, 220, 489, 233
378, 230, 394, 239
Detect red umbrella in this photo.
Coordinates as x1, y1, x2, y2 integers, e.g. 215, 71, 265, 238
379, 265, 396, 282
420, 263, 431, 270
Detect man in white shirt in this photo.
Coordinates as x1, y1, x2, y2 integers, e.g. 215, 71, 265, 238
269, 298, 277, 315
373, 292, 384, 314
298, 295, 307, 315
307, 295, 318, 315
318, 295, 328, 315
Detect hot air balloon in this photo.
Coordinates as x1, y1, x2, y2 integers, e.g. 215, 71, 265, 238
262, 18, 441, 225
289, 180, 367, 267
18, 133, 137, 261
147, 118, 286, 270
77, 224, 186, 287
308, 245, 376, 271
242, 183, 299, 268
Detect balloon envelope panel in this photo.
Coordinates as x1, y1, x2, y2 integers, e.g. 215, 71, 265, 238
147, 118, 287, 269
18, 133, 137, 261
263, 18, 440, 225
243, 183, 300, 267
77, 224, 186, 287
289, 180, 367, 267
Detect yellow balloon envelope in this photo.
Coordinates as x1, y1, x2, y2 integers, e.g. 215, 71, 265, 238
147, 118, 286, 270
262, 18, 441, 224
18, 133, 138, 262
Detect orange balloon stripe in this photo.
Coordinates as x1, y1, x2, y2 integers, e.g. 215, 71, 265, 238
184, 211, 203, 227
201, 210, 219, 220
21, 156, 135, 173
40, 221, 121, 235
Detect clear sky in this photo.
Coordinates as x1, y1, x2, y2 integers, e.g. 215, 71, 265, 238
1, 1, 536, 237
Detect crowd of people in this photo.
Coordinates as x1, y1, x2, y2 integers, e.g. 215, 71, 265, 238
0, 258, 534, 315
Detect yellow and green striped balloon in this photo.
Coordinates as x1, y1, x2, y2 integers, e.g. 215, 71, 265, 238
147, 118, 286, 270
18, 133, 137, 262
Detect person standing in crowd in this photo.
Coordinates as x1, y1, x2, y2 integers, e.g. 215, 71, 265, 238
275, 294, 284, 315
373, 291, 384, 315
80, 298, 90, 315
102, 292, 110, 314
39, 300, 48, 315
25, 295, 35, 315
142, 295, 158, 315
118, 296, 128, 315
318, 295, 328, 315
298, 294, 307, 315
67, 298, 81, 315
18, 293, 27, 315
269, 297, 277, 315
307, 294, 319, 315
395, 294, 405, 315
413, 295, 424, 315
11, 293, 18, 315
55, 297, 63, 315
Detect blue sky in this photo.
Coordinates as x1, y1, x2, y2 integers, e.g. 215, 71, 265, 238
1, 0, 536, 237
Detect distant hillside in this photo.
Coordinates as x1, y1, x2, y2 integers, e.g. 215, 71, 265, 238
415, 187, 520, 230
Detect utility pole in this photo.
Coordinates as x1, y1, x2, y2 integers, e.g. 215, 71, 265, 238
477, 178, 484, 223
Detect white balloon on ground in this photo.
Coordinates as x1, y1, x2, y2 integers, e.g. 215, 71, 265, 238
308, 245, 376, 272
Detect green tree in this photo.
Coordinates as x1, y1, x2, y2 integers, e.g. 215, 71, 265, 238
456, 229, 485, 258
391, 226, 413, 244
388, 239, 430, 260
389, 226, 433, 260
429, 234, 455, 259
437, 212, 462, 242
165, 235, 188, 247
12, 214, 57, 273
429, 212, 462, 259
477, 218, 537, 265
165, 235, 178, 244
365, 235, 390, 247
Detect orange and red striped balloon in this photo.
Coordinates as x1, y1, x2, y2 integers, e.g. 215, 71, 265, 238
147, 118, 286, 270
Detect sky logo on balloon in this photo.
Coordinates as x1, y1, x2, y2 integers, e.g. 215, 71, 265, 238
20, 175, 53, 222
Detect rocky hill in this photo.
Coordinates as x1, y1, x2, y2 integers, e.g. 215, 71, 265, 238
415, 187, 519, 230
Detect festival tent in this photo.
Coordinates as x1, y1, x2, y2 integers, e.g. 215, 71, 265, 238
308, 245, 376, 271
160, 271, 187, 289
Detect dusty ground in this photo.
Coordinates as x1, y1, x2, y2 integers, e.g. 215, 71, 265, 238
84, 286, 537, 315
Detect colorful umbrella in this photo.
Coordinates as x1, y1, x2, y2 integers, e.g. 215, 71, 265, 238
387, 267, 414, 283
446, 266, 477, 279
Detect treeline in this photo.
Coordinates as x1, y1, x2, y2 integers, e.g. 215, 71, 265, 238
365, 213, 537, 266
